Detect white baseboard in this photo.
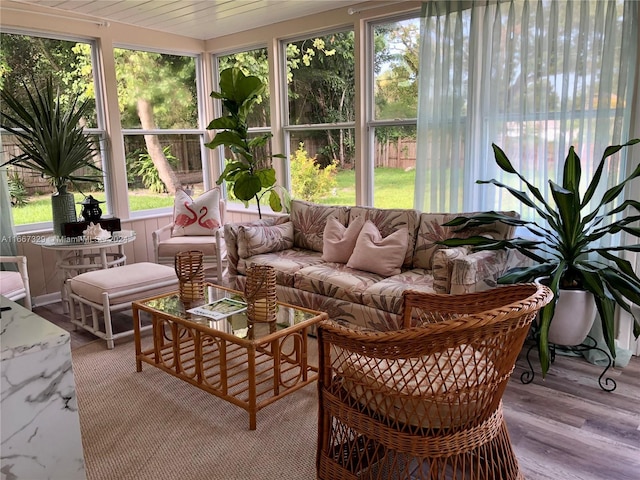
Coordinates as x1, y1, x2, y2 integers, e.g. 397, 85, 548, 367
32, 292, 62, 308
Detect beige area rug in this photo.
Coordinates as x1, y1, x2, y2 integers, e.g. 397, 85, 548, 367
71, 339, 319, 480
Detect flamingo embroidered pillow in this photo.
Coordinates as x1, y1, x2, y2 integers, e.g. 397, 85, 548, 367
172, 188, 222, 236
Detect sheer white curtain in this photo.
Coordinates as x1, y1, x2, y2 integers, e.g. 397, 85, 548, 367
415, 0, 638, 219
0, 167, 18, 258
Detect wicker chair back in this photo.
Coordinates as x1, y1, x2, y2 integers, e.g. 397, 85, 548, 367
317, 283, 553, 480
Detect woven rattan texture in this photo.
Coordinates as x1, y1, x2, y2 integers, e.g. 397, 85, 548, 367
174, 250, 206, 302
317, 283, 553, 480
245, 264, 278, 323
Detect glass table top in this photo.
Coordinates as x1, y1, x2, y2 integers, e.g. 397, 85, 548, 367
138, 284, 320, 341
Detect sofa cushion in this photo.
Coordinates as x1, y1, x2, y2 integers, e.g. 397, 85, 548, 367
290, 200, 350, 252
361, 269, 436, 315
69, 262, 177, 305
238, 249, 324, 287
347, 221, 408, 277
294, 263, 383, 305
238, 221, 294, 258
348, 206, 419, 268
322, 215, 365, 263
0, 271, 25, 298
413, 211, 518, 269
224, 217, 290, 276
338, 344, 494, 428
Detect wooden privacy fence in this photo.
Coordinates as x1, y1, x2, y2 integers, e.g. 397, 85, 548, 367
295, 136, 417, 170
3, 133, 204, 193
375, 137, 416, 170
4, 132, 417, 195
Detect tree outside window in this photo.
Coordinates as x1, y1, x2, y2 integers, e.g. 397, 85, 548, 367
285, 30, 355, 205
114, 48, 203, 212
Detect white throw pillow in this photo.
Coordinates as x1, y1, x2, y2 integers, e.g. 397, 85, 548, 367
346, 220, 408, 276
321, 215, 365, 263
172, 188, 222, 237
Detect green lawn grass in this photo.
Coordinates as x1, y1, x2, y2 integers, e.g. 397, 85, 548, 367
12, 168, 416, 225
317, 167, 415, 209
11, 191, 174, 225
373, 167, 415, 209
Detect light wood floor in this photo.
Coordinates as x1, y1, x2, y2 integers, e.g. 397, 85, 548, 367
35, 302, 640, 480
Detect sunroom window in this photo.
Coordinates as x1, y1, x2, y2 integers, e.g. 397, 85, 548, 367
283, 30, 355, 206
114, 47, 204, 215
214, 47, 272, 207
1, 32, 107, 231
370, 15, 420, 209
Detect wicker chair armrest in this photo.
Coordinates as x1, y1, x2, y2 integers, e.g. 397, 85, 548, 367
152, 223, 174, 263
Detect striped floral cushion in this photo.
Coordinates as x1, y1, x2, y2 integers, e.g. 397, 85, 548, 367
237, 222, 294, 258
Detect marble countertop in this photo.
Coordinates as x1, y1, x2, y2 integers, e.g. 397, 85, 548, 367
0, 296, 69, 360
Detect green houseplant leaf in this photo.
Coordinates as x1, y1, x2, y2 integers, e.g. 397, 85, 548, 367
233, 172, 263, 202
440, 140, 640, 376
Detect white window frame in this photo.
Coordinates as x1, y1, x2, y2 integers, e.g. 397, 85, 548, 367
1, 29, 109, 233
113, 46, 208, 218
211, 45, 272, 206
366, 12, 421, 208
279, 27, 357, 195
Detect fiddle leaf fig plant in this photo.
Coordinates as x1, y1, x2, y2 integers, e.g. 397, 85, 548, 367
440, 139, 640, 375
206, 67, 288, 218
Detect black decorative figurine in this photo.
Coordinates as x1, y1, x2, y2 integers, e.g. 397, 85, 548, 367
78, 195, 104, 223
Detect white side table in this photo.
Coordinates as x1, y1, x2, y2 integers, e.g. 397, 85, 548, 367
35, 230, 136, 312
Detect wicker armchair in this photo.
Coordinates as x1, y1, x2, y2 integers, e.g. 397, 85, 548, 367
316, 283, 552, 480
152, 194, 227, 283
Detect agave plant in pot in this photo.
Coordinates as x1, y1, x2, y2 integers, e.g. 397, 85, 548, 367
206, 67, 288, 219
1, 76, 103, 236
440, 139, 640, 375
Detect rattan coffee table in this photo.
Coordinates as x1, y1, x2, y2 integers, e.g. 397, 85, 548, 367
132, 283, 327, 430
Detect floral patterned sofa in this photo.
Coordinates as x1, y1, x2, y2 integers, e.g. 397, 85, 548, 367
223, 200, 524, 331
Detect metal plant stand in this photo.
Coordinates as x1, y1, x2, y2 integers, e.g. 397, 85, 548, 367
521, 332, 617, 392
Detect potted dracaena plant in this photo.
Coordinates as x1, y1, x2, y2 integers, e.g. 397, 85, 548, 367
439, 139, 640, 375
206, 67, 288, 219
1, 76, 103, 236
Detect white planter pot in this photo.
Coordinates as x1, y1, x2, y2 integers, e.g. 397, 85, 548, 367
548, 289, 596, 346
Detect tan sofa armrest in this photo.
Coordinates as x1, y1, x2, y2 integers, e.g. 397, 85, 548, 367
432, 247, 471, 294
224, 216, 290, 276
449, 249, 531, 295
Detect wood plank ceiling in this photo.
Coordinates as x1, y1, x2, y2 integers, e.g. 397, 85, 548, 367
16, 0, 374, 40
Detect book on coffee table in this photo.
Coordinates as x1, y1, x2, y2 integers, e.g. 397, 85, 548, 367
187, 298, 247, 320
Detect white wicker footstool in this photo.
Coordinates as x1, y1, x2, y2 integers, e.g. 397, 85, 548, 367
67, 262, 178, 349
